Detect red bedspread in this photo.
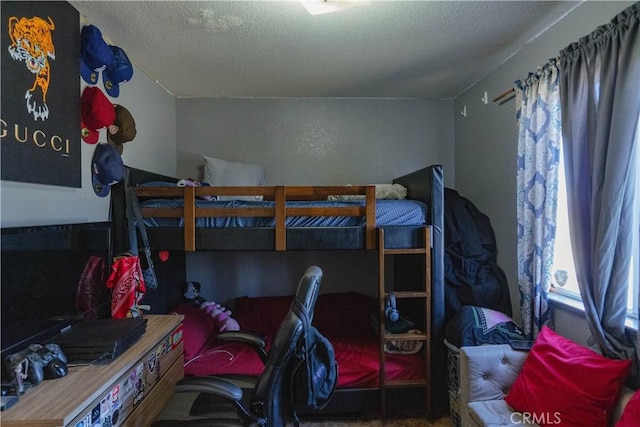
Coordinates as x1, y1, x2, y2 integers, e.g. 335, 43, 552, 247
175, 292, 424, 389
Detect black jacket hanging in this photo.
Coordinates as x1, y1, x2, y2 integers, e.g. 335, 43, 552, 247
444, 188, 512, 320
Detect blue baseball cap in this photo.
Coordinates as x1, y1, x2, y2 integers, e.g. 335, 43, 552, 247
80, 25, 114, 85
102, 45, 133, 98
91, 143, 124, 197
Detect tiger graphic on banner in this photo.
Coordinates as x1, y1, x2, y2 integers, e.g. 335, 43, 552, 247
7, 15, 56, 121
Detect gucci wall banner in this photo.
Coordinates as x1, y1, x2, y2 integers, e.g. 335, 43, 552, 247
1, 1, 80, 187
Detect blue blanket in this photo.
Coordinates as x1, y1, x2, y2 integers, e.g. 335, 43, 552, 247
140, 199, 427, 228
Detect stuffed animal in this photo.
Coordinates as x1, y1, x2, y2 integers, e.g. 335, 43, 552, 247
178, 179, 215, 200
183, 281, 206, 307
200, 301, 240, 332
177, 178, 201, 187
183, 281, 240, 332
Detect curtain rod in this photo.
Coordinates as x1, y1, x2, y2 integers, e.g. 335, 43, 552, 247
492, 87, 514, 103
495, 55, 561, 104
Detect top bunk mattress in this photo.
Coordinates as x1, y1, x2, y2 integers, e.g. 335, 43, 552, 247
140, 198, 428, 228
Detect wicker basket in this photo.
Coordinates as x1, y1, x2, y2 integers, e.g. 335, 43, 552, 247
444, 339, 461, 427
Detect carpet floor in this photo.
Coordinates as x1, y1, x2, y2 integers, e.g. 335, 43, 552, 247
300, 416, 453, 426
156, 391, 453, 427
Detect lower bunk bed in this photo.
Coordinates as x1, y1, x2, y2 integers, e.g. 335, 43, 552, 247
173, 291, 427, 418
109, 163, 447, 418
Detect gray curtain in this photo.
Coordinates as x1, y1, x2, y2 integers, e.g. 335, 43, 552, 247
559, 2, 639, 366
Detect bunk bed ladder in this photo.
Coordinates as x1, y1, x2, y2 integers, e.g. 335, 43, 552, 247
378, 226, 432, 418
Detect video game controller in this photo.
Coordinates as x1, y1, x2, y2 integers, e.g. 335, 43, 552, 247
3, 343, 68, 387
24, 352, 45, 385
4, 348, 45, 385
44, 343, 67, 364
31, 343, 68, 365
30, 344, 68, 380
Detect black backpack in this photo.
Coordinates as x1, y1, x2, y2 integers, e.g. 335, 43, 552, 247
444, 188, 512, 320
291, 299, 338, 411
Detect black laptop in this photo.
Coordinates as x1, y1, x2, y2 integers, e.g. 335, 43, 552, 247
52, 318, 147, 364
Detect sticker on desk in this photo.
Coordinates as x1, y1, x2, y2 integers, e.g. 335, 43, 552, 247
111, 384, 120, 405
133, 362, 145, 406
156, 343, 164, 360
91, 403, 101, 426
110, 383, 122, 416
156, 337, 169, 357
172, 325, 184, 348
101, 392, 113, 427
75, 413, 91, 427
147, 350, 157, 374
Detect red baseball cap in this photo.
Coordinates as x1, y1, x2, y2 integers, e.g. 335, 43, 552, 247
81, 87, 115, 144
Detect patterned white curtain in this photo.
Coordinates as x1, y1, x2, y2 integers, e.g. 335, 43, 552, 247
515, 59, 562, 339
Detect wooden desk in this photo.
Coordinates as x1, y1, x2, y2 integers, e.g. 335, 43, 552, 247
0, 315, 184, 427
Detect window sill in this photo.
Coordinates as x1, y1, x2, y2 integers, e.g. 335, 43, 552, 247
548, 291, 638, 333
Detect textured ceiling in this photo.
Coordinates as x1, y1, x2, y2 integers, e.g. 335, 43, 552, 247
69, 1, 580, 99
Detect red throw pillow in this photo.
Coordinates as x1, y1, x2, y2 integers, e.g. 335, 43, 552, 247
505, 326, 631, 427
616, 389, 640, 427
172, 304, 216, 361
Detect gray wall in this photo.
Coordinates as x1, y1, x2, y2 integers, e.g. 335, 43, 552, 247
176, 97, 455, 302
176, 98, 454, 186
454, 1, 635, 342
186, 251, 379, 308
0, 45, 177, 227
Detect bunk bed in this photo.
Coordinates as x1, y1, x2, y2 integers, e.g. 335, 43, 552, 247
109, 164, 446, 418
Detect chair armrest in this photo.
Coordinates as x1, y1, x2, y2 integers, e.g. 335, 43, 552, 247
459, 344, 529, 427
218, 330, 268, 363
175, 376, 265, 425
176, 376, 243, 401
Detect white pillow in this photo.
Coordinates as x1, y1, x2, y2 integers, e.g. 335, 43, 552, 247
328, 184, 407, 201
203, 155, 267, 201
374, 183, 407, 200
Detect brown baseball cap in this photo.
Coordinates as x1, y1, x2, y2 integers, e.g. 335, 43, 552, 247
108, 104, 137, 146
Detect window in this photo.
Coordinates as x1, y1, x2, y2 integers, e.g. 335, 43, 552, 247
551, 117, 640, 320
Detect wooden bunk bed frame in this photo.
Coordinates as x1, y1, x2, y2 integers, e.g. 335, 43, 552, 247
109, 164, 447, 419
134, 183, 377, 251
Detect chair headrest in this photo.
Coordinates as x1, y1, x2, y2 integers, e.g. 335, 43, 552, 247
294, 266, 323, 320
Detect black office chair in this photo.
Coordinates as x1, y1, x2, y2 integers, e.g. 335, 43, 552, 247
153, 265, 325, 427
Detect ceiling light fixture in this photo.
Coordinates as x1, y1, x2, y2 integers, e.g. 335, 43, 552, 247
299, 0, 370, 16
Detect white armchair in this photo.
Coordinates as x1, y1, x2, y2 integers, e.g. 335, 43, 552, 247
458, 344, 634, 427
459, 344, 529, 427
